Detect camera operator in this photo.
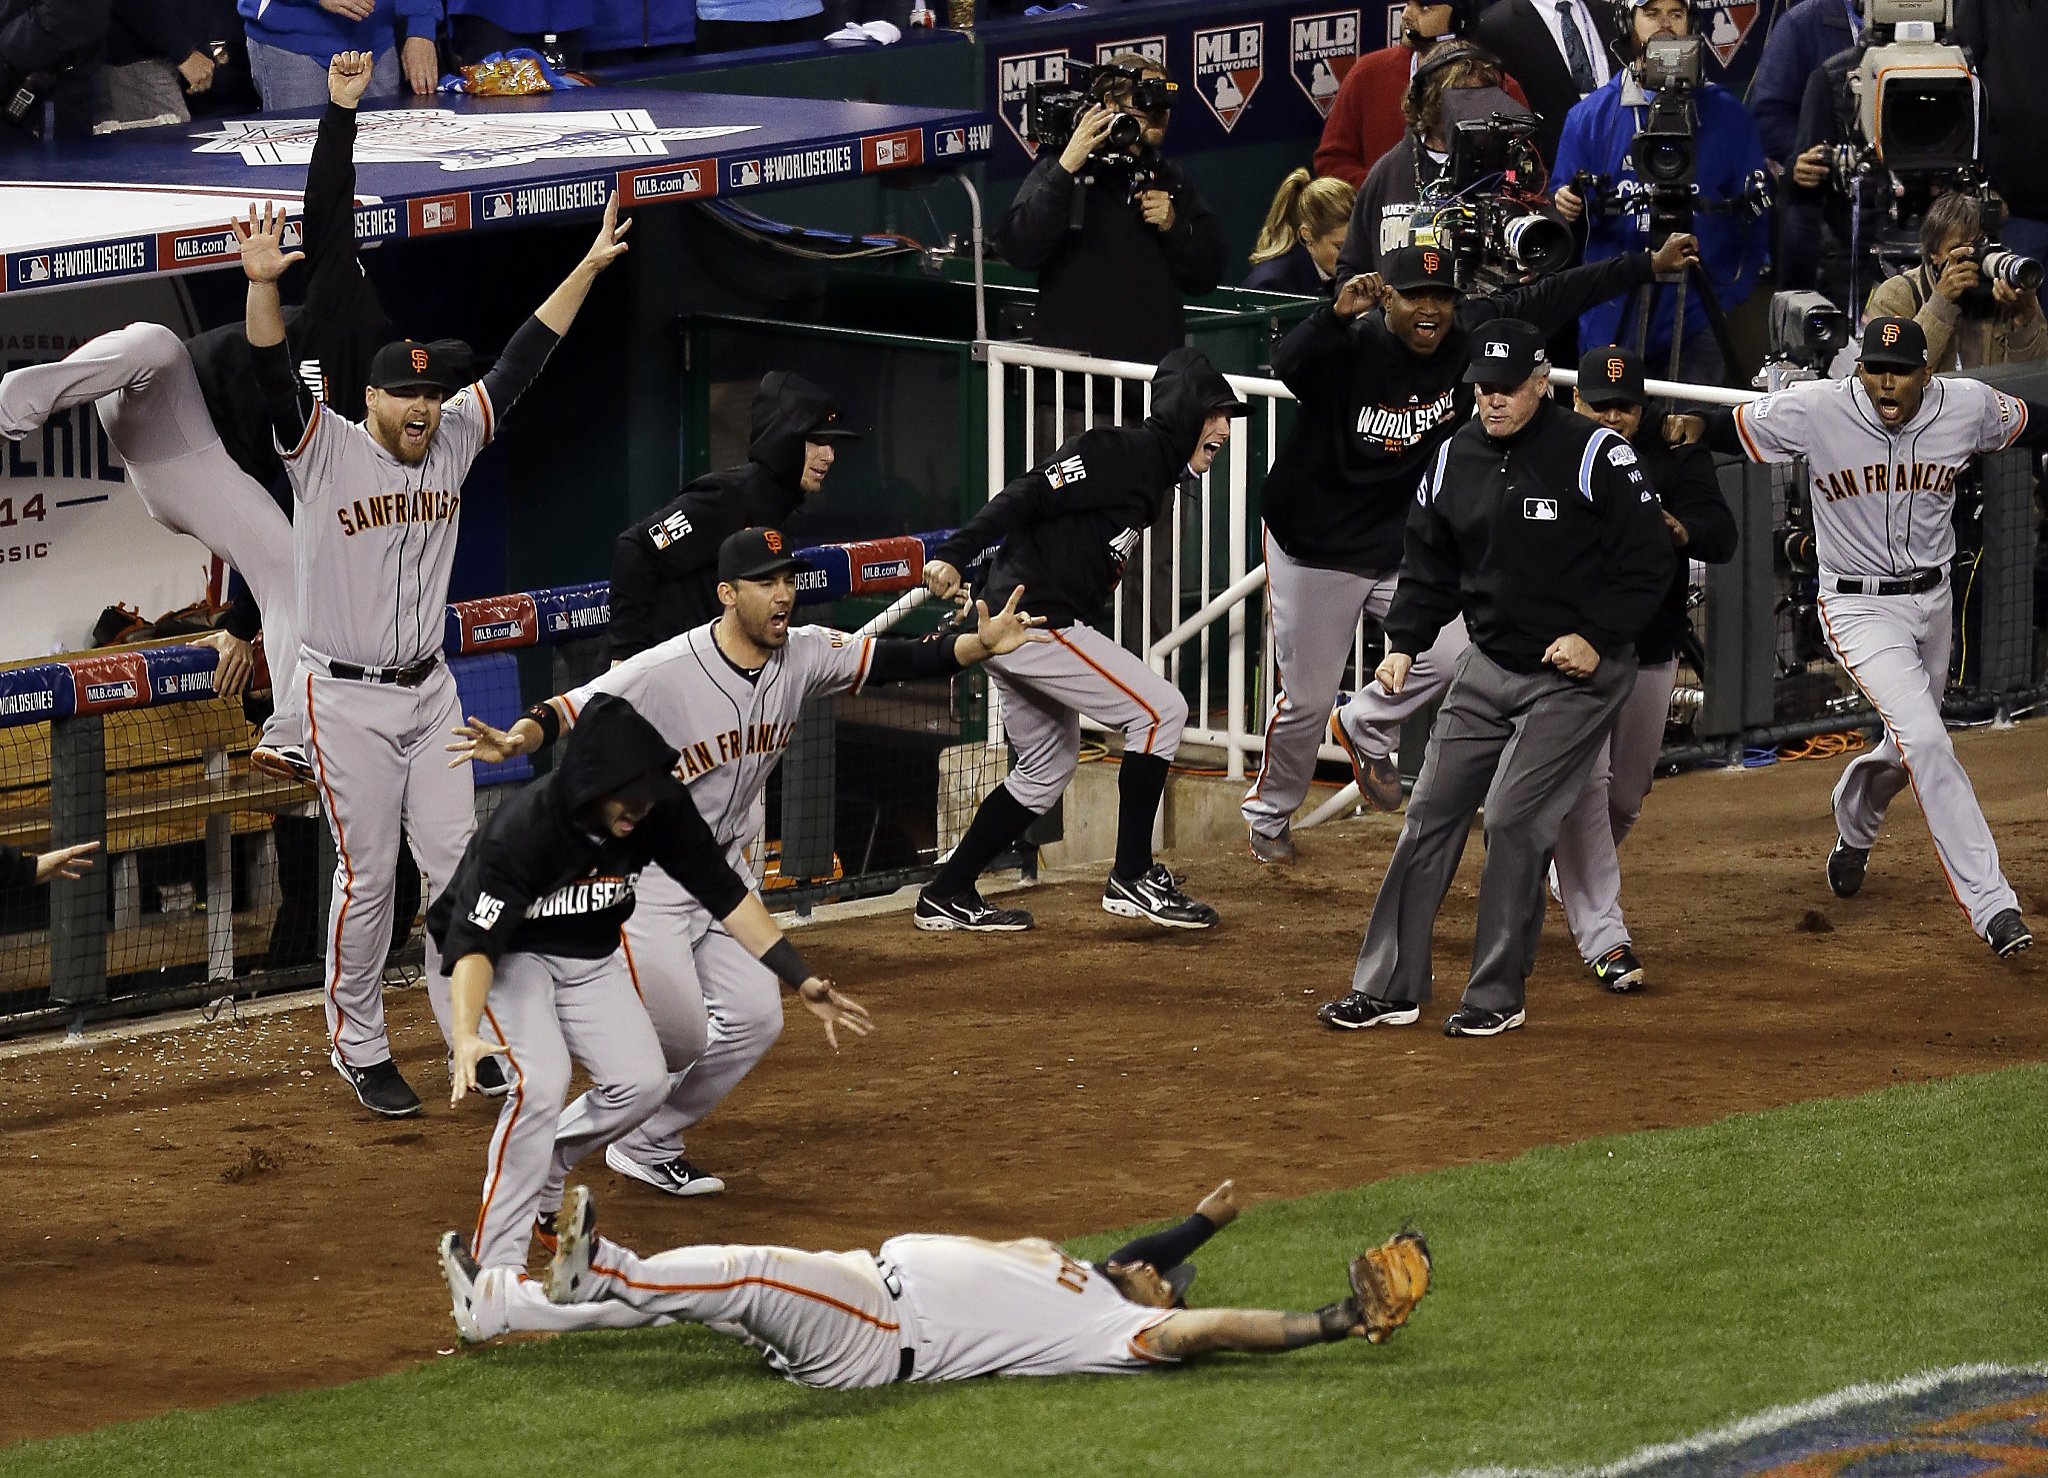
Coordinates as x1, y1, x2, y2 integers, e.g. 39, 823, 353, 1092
1335, 40, 1523, 280
1747, 0, 1860, 171
1242, 232, 1699, 859
1864, 194, 2046, 372
1776, 35, 1879, 304
996, 55, 1228, 365
1549, 0, 1770, 384
1953, 0, 2048, 266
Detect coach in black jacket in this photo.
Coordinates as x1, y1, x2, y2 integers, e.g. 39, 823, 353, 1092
606, 373, 860, 663
431, 695, 870, 1299
1317, 321, 1670, 1039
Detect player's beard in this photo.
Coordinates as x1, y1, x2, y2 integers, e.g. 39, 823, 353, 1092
373, 402, 442, 463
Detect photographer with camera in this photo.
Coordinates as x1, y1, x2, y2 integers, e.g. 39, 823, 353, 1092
1549, 0, 1770, 385
997, 55, 1228, 365
1242, 232, 1698, 860
1864, 194, 2046, 373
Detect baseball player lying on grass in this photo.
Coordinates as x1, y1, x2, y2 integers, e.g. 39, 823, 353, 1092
440, 1178, 1434, 1381
428, 693, 871, 1335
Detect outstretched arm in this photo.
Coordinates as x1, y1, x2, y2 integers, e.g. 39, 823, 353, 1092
1140, 1302, 1366, 1359
534, 195, 632, 337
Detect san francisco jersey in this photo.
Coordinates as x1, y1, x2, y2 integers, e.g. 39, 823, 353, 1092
880, 1235, 1178, 1381
553, 621, 876, 876
1730, 375, 2029, 579
281, 382, 494, 668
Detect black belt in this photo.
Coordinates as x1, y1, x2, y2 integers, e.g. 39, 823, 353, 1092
327, 654, 440, 687
1831, 568, 1943, 596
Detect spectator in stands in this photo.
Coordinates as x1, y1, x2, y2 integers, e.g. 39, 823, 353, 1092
1336, 41, 1526, 279
1470, 0, 1617, 170
0, 0, 110, 140
1745, 0, 1857, 170
1954, 0, 2048, 266
1244, 170, 1354, 295
694, 0, 828, 53
447, 0, 587, 67
1864, 195, 2048, 373
581, 0, 690, 54
1550, 0, 1769, 384
1314, 0, 1530, 186
235, 0, 441, 110
96, 0, 215, 131
996, 53, 1228, 364
0, 841, 100, 892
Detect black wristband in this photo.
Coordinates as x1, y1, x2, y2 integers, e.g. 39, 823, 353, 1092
1315, 1297, 1360, 1342
759, 937, 813, 991
524, 702, 561, 747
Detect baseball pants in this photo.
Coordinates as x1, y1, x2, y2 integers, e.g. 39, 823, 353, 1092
554, 861, 781, 1180
552, 1237, 908, 1389
303, 657, 475, 1067
1550, 658, 1679, 962
1818, 584, 2019, 933
0, 323, 303, 744
1354, 645, 1636, 1013
470, 951, 668, 1270
986, 622, 1188, 814
1243, 534, 1468, 836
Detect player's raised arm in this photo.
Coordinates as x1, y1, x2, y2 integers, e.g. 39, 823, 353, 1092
534, 195, 633, 338
234, 203, 316, 458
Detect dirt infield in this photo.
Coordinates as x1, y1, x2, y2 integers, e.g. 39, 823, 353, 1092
6, 726, 2048, 1446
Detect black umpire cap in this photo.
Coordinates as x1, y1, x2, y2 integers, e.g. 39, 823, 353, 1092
1383, 244, 1458, 295
1463, 319, 1548, 384
1857, 316, 1929, 371
367, 338, 470, 394
718, 526, 814, 584
1576, 345, 1646, 406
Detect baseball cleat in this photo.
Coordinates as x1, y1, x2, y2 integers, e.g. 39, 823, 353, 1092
1103, 864, 1219, 929
1317, 991, 1420, 1029
534, 1207, 559, 1255
1248, 827, 1299, 865
605, 1144, 727, 1197
251, 743, 316, 786
913, 889, 1035, 932
1986, 909, 2033, 958
546, 1185, 599, 1304
439, 1232, 487, 1343
1443, 1005, 1526, 1038
1590, 945, 1645, 993
1331, 713, 1404, 812
331, 1050, 422, 1118
1825, 838, 1869, 899
448, 1053, 512, 1098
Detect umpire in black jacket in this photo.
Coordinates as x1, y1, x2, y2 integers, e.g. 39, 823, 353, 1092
606, 373, 859, 663
1318, 321, 1671, 1038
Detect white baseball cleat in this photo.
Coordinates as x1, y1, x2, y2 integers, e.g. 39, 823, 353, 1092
605, 1143, 726, 1197
546, 1185, 599, 1304
438, 1232, 487, 1343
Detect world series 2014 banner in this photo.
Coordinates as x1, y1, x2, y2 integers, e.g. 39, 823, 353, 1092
984, 0, 1789, 176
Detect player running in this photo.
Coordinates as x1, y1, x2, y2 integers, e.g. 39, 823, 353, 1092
1671, 317, 2048, 957
240, 192, 630, 1117
439, 1177, 1433, 1369
447, 527, 1047, 1197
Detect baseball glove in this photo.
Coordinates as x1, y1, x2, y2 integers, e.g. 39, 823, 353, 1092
1347, 1230, 1432, 1344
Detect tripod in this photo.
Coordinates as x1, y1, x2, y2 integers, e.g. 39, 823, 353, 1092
1615, 254, 1740, 390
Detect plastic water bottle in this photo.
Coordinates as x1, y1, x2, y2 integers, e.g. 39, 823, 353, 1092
908, 4, 935, 26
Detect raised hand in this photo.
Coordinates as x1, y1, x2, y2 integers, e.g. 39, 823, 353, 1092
973, 586, 1051, 658
581, 195, 633, 277
329, 48, 375, 108
232, 201, 304, 284
1195, 1178, 1242, 1227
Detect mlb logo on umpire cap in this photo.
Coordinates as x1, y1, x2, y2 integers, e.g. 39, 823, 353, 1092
1462, 319, 1545, 383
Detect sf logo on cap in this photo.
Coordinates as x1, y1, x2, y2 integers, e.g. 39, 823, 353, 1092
1881, 323, 1901, 347
410, 346, 430, 374
1422, 250, 1441, 275
1606, 357, 1626, 381
764, 529, 784, 553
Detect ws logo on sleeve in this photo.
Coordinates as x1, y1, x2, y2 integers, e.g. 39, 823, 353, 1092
468, 892, 505, 930
1193, 24, 1263, 131
1044, 455, 1088, 489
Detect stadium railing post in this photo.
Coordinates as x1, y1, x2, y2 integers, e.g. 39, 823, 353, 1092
48, 713, 109, 1009
779, 695, 838, 901
1975, 448, 2034, 704
1702, 461, 1778, 746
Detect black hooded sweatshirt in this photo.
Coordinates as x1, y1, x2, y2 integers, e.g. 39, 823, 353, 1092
606, 372, 846, 662
929, 347, 1241, 628
1259, 250, 1656, 576
427, 694, 750, 971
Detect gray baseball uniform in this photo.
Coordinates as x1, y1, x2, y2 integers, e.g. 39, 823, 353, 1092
1728, 374, 2042, 935
541, 621, 877, 1188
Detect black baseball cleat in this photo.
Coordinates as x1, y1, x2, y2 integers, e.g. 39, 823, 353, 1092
913, 889, 1035, 932
1103, 864, 1219, 929
448, 1053, 513, 1098
1590, 944, 1645, 994
1826, 838, 1869, 899
1443, 1005, 1526, 1038
332, 1050, 422, 1117
1331, 713, 1404, 813
1317, 991, 1421, 1030
1248, 827, 1299, 865
1986, 909, 2033, 958
605, 1144, 726, 1197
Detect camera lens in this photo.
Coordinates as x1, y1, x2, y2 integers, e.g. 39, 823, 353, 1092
1981, 249, 2045, 293
1642, 139, 1691, 185
1104, 112, 1143, 151
1503, 214, 1573, 275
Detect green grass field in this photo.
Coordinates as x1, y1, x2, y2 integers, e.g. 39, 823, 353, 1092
12, 1065, 2045, 1478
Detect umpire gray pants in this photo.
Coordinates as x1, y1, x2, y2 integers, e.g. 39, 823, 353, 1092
1353, 644, 1636, 1013
1551, 658, 1678, 962
1242, 534, 1467, 837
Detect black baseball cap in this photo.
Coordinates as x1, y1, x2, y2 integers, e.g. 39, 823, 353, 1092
1576, 345, 1646, 405
1383, 244, 1458, 294
1858, 315, 1929, 370
1463, 318, 1548, 384
804, 408, 863, 443
718, 526, 812, 584
367, 338, 469, 394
